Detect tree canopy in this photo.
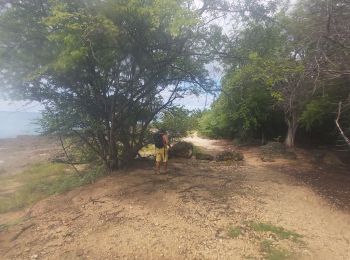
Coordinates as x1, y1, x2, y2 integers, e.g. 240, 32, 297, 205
0, 0, 218, 170
1, 0, 349, 171
199, 0, 350, 148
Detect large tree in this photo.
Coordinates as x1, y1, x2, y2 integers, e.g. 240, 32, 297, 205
292, 0, 350, 147
0, 0, 216, 171
205, 19, 310, 147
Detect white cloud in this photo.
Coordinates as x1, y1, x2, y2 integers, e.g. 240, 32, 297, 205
175, 93, 214, 110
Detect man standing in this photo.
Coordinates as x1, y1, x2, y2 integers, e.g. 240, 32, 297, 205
154, 129, 169, 174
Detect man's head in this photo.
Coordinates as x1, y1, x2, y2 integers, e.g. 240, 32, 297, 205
159, 128, 166, 134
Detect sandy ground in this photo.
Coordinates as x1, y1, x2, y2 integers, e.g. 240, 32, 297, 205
0, 136, 350, 259
0, 136, 60, 177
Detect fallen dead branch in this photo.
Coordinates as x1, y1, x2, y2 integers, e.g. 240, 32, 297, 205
89, 197, 106, 204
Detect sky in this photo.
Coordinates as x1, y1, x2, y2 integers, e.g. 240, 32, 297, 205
0, 100, 44, 113
175, 93, 216, 110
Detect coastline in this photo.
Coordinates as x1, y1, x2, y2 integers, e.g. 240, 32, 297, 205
0, 110, 42, 139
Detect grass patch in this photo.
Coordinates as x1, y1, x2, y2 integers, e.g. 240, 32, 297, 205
0, 223, 8, 232
250, 222, 302, 242
0, 163, 105, 213
228, 226, 242, 238
227, 221, 304, 259
0, 216, 27, 232
260, 240, 292, 260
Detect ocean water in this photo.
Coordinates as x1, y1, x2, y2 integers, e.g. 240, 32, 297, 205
0, 111, 42, 139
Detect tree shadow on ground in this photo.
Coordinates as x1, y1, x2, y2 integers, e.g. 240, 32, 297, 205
276, 164, 350, 212
114, 158, 247, 207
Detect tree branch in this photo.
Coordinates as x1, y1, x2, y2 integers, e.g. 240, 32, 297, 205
335, 101, 350, 147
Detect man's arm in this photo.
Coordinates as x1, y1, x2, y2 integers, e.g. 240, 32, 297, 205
163, 134, 170, 147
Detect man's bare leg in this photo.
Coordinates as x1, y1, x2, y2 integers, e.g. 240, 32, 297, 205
156, 161, 161, 174
164, 161, 168, 174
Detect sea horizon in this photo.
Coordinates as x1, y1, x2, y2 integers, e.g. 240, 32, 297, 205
0, 111, 42, 139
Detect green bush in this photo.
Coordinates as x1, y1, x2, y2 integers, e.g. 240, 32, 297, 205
155, 107, 200, 140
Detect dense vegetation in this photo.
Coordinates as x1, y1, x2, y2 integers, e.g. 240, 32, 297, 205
0, 0, 349, 172
199, 0, 350, 148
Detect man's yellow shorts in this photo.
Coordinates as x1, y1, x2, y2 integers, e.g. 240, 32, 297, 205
155, 147, 168, 162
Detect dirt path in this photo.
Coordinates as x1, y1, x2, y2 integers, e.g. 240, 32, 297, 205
1, 136, 350, 259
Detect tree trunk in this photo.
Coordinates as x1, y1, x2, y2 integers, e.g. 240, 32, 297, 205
107, 97, 119, 172
108, 142, 119, 172
285, 117, 298, 148
106, 130, 119, 172
261, 131, 266, 145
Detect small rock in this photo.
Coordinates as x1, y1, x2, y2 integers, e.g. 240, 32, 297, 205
169, 142, 193, 158
195, 152, 214, 161
215, 151, 244, 162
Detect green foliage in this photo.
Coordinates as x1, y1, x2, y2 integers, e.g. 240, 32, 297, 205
250, 222, 302, 242
300, 96, 335, 131
251, 222, 302, 259
1, 0, 349, 150
228, 226, 242, 238
0, 0, 216, 170
154, 107, 197, 139
200, 20, 295, 141
68, 138, 100, 163
260, 240, 292, 260
0, 163, 105, 213
198, 101, 234, 138
199, 3, 349, 146
189, 109, 205, 131
226, 221, 304, 259
199, 29, 287, 141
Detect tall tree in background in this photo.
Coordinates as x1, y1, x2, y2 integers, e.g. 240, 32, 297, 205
198, 3, 290, 142
154, 107, 200, 140
0, 0, 216, 171
201, 15, 311, 147
200, 0, 350, 148
293, 0, 350, 147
